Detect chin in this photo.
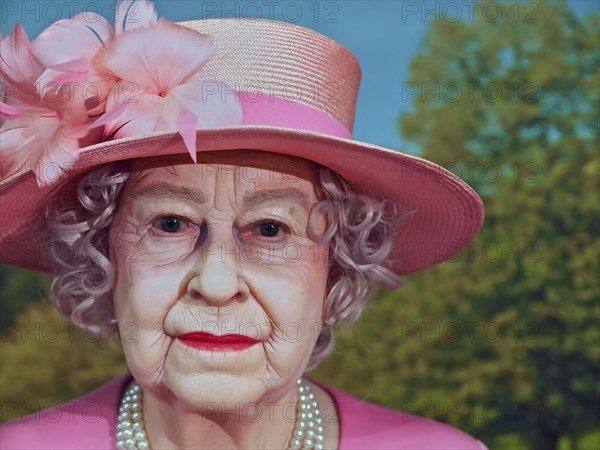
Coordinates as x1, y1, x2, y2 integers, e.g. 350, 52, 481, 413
161, 370, 275, 412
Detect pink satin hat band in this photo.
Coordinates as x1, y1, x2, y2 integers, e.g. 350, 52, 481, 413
237, 91, 353, 139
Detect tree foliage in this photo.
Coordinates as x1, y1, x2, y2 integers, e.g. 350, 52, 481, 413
0, 265, 50, 334
1, 301, 127, 423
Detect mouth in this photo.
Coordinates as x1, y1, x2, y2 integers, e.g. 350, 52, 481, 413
178, 331, 260, 352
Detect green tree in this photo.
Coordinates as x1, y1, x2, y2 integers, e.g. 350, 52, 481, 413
313, 1, 599, 449
1, 301, 127, 423
0, 265, 51, 333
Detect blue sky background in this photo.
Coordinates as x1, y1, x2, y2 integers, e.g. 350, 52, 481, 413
1, 1, 598, 154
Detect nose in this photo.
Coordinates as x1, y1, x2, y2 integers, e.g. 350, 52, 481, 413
186, 224, 249, 306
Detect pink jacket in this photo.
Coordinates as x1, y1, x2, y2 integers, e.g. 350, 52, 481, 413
1, 373, 487, 449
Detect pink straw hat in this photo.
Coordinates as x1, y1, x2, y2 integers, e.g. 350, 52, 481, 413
0, 1, 484, 275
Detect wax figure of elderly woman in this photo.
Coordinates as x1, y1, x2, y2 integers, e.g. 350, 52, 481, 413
0, 2, 487, 449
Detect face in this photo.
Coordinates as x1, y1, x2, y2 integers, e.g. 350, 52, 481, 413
109, 150, 331, 410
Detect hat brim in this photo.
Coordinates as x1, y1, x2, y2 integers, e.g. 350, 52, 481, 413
0, 125, 484, 274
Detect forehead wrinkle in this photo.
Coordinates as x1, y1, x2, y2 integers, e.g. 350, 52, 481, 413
241, 187, 311, 211
128, 181, 209, 205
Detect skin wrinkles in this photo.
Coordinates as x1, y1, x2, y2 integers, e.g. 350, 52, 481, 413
109, 150, 337, 450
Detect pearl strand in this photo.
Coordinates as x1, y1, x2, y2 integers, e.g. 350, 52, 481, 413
116, 382, 149, 449
116, 378, 324, 450
288, 378, 325, 450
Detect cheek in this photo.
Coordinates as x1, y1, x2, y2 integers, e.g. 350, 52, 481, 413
250, 242, 330, 335
109, 217, 192, 318
112, 262, 184, 384
112, 265, 182, 326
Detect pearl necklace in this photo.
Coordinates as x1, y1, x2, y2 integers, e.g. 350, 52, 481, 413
116, 378, 325, 450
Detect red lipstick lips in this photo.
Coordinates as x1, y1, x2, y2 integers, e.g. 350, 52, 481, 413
178, 331, 260, 352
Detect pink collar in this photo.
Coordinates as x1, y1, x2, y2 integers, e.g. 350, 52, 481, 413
1, 372, 487, 450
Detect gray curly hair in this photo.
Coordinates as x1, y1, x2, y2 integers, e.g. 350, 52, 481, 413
41, 155, 405, 370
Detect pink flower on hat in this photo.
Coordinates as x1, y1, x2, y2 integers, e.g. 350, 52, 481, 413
0, 24, 93, 187
30, 0, 158, 103
0, 2, 134, 187
31, 13, 114, 106
91, 17, 242, 163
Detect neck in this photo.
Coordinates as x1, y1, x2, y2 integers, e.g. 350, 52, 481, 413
142, 383, 299, 450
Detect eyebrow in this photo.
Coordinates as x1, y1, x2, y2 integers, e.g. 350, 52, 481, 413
129, 182, 310, 209
129, 182, 208, 204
